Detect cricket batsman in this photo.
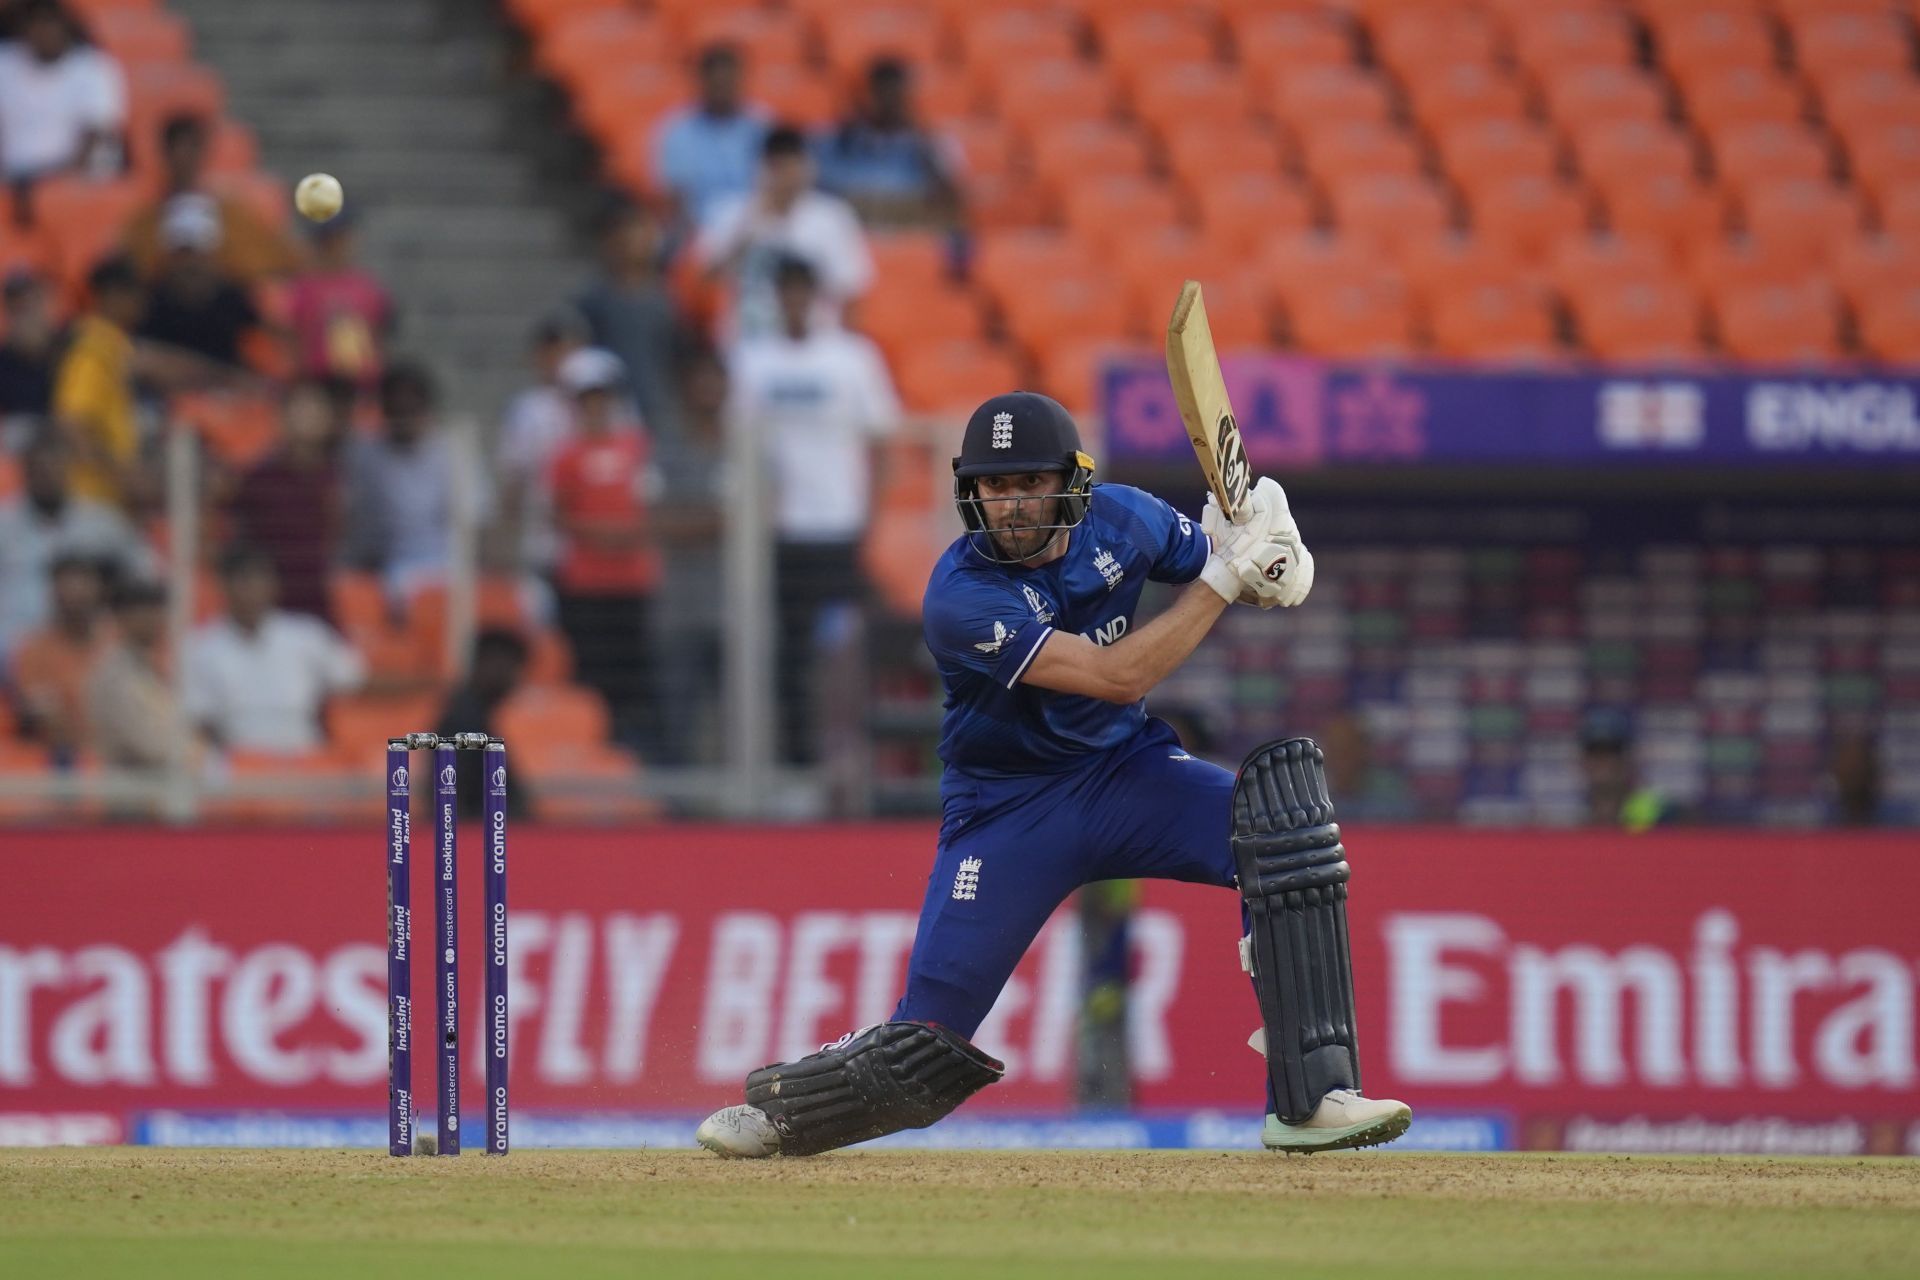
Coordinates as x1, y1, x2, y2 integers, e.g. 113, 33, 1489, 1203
698, 391, 1410, 1157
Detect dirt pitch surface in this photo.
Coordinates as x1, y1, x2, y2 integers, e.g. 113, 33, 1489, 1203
3, 1148, 1917, 1279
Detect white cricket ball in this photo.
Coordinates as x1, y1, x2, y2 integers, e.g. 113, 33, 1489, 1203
295, 172, 344, 222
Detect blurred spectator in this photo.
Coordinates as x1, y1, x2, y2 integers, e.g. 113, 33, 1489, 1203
727, 257, 897, 764
88, 576, 204, 772
1829, 733, 1883, 827
498, 312, 586, 580
0, 0, 124, 187
341, 361, 490, 598
1581, 710, 1673, 831
124, 113, 300, 284
696, 125, 872, 340
8, 551, 111, 754
52, 255, 143, 506
816, 58, 961, 230
547, 346, 662, 755
286, 211, 392, 391
1320, 710, 1416, 822
0, 269, 65, 419
654, 341, 728, 764
228, 376, 351, 623
183, 545, 364, 754
137, 194, 265, 369
0, 425, 146, 658
652, 42, 768, 230
574, 204, 686, 445
435, 626, 535, 820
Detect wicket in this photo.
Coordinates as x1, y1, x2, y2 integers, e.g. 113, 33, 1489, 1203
387, 731, 508, 1157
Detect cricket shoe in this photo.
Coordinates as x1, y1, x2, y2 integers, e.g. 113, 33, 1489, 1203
696, 1104, 781, 1158
1261, 1090, 1412, 1153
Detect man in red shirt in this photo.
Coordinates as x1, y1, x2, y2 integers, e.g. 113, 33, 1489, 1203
286, 211, 392, 392
546, 347, 662, 755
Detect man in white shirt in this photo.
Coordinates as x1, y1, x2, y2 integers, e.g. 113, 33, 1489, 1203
496, 313, 587, 578
727, 256, 899, 764
0, 0, 125, 184
184, 546, 366, 755
0, 427, 149, 661
696, 126, 873, 341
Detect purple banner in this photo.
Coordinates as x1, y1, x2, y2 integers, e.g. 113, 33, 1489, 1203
1102, 355, 1920, 466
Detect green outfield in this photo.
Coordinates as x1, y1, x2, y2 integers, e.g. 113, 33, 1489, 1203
2, 1149, 1916, 1279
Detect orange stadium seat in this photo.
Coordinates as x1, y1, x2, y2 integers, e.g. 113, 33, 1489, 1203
501, 0, 621, 40
902, 63, 975, 122
1229, 10, 1355, 87
1600, 173, 1723, 257
495, 684, 613, 752
1327, 174, 1452, 253
1371, 7, 1502, 79
1509, 7, 1637, 75
1059, 175, 1182, 253
534, 9, 670, 86
1828, 234, 1920, 312
1816, 70, 1920, 146
958, 7, 1081, 70
1682, 67, 1807, 135
1654, 8, 1777, 79
33, 176, 146, 288
1190, 172, 1315, 255
1877, 180, 1920, 240
1570, 278, 1706, 362
1855, 285, 1920, 363
90, 7, 190, 65
1711, 281, 1841, 364
1036, 337, 1154, 415
1285, 277, 1415, 358
1296, 119, 1423, 187
1434, 119, 1562, 186
756, 63, 837, 127
1113, 226, 1242, 307
1026, 120, 1151, 190
1395, 232, 1535, 302
961, 171, 1048, 231
574, 64, 683, 157
868, 232, 951, 287
990, 59, 1116, 133
1739, 179, 1860, 262
944, 117, 1019, 181
1267, 66, 1395, 132
856, 282, 983, 366
1538, 66, 1669, 131
1545, 233, 1671, 299
126, 60, 226, 121
819, 5, 944, 77
1569, 119, 1698, 189
681, 6, 809, 66
1000, 271, 1134, 362
1790, 11, 1912, 81
328, 692, 443, 768
1708, 122, 1833, 189
1127, 62, 1254, 130
1095, 8, 1216, 77
1845, 123, 1920, 208
1161, 123, 1286, 188
1688, 237, 1820, 295
1402, 63, 1531, 131
1464, 176, 1591, 263
174, 391, 279, 468
1264, 231, 1393, 306
1425, 280, 1558, 360
896, 339, 1025, 412
206, 118, 259, 176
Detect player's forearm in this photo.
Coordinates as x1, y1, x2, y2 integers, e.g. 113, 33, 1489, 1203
1096, 581, 1228, 703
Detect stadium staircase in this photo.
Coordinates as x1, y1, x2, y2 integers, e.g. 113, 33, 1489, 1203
167, 0, 594, 418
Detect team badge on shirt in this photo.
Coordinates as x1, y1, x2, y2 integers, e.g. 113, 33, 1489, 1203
974, 621, 1012, 654
1093, 547, 1123, 591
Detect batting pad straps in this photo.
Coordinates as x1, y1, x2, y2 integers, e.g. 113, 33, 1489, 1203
745, 1021, 1004, 1158
1233, 737, 1362, 1124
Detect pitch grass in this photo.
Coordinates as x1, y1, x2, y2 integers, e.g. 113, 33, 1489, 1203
2, 1149, 1918, 1279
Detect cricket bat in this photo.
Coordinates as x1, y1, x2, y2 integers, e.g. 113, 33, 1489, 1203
1165, 280, 1253, 521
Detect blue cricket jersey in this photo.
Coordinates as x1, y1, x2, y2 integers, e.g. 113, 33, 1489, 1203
921, 483, 1210, 781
